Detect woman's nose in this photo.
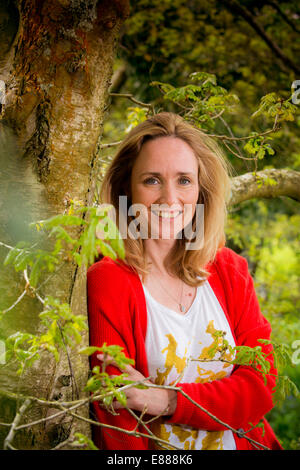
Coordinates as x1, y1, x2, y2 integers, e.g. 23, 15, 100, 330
159, 182, 179, 206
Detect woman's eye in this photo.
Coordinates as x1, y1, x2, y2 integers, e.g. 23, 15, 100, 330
144, 177, 158, 185
179, 177, 191, 185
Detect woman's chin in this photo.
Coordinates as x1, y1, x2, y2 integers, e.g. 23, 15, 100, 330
146, 222, 185, 240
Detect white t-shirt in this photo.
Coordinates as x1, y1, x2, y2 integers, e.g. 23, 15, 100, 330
142, 280, 237, 450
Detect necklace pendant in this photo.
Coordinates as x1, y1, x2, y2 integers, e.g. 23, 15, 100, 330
179, 304, 185, 313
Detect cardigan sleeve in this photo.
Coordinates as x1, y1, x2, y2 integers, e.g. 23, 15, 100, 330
166, 250, 278, 433
87, 261, 149, 450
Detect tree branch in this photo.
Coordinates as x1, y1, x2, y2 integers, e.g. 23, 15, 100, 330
3, 398, 32, 450
0, 378, 270, 450
68, 408, 182, 450
109, 92, 155, 114
229, 169, 300, 205
109, 64, 128, 93
265, 1, 300, 34
222, 0, 300, 74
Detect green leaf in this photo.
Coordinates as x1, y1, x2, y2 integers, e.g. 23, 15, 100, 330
97, 240, 117, 260
31, 214, 87, 230
150, 81, 174, 93
29, 258, 43, 287
110, 237, 125, 259
190, 71, 217, 85
49, 226, 77, 245
72, 433, 99, 450
84, 377, 102, 392
102, 395, 114, 407
115, 390, 127, 407
3, 246, 21, 266
273, 375, 299, 404
14, 252, 32, 271
79, 346, 102, 356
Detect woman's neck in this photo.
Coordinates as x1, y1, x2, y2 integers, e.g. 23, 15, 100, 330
143, 238, 177, 277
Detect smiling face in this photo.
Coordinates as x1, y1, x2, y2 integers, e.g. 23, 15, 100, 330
130, 136, 200, 240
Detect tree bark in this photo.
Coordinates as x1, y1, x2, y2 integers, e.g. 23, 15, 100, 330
3, 0, 130, 211
0, 0, 129, 450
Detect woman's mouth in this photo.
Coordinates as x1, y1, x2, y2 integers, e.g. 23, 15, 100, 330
150, 209, 183, 219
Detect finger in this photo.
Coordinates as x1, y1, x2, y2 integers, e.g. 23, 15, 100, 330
112, 400, 124, 410
109, 374, 130, 384
97, 353, 133, 373
97, 353, 112, 362
96, 353, 121, 369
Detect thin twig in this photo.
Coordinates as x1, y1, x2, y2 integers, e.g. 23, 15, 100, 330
13, 378, 151, 431
35, 263, 65, 292
222, 139, 255, 161
57, 320, 79, 400
0, 241, 22, 251
211, 109, 225, 120
219, 115, 246, 162
1, 289, 27, 314
139, 383, 270, 450
14, 398, 89, 431
207, 127, 277, 141
1, 376, 270, 450
0, 241, 38, 252
0, 421, 12, 427
0, 388, 82, 409
98, 157, 113, 164
99, 141, 123, 149
131, 405, 149, 433
3, 398, 32, 450
109, 92, 155, 114
23, 269, 44, 304
124, 407, 177, 450
5, 442, 18, 450
67, 409, 183, 450
50, 437, 73, 450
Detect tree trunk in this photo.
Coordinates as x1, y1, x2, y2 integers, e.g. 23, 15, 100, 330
0, 0, 129, 450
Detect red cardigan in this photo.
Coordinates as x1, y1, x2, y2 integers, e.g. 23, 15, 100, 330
87, 247, 283, 450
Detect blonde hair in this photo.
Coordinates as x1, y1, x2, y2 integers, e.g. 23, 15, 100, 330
100, 112, 231, 286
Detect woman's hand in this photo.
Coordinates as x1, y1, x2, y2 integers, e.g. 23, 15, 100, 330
97, 353, 177, 416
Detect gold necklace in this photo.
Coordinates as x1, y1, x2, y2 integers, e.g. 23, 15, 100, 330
152, 275, 186, 313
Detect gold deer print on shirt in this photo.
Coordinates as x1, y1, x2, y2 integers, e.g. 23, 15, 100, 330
155, 333, 188, 385
201, 431, 224, 450
150, 324, 233, 450
195, 320, 234, 383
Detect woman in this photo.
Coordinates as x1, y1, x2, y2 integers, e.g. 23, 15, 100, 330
87, 112, 282, 450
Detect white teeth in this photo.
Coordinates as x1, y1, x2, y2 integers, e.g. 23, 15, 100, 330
151, 210, 182, 219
